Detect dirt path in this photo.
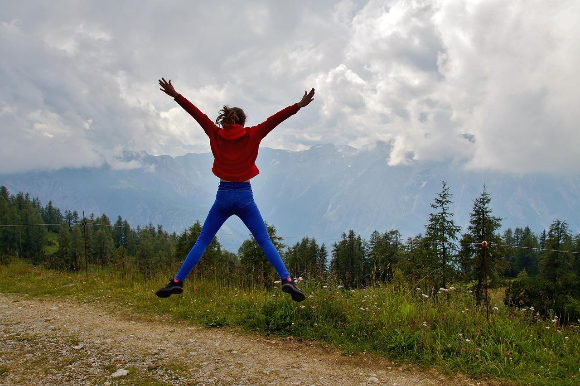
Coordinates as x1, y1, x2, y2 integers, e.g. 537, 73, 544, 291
0, 293, 496, 385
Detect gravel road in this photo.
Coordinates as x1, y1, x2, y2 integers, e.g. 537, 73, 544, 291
0, 293, 497, 385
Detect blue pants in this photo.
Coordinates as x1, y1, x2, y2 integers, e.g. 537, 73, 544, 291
175, 182, 290, 281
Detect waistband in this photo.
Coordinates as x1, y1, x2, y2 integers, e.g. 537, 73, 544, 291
218, 181, 252, 190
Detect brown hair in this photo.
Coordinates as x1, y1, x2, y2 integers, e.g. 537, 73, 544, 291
216, 105, 246, 127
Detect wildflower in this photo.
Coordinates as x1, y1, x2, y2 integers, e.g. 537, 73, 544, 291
450, 286, 456, 290
475, 354, 480, 359
493, 307, 499, 312
274, 280, 281, 284
416, 288, 421, 291
337, 285, 344, 289
476, 347, 481, 351
300, 305, 305, 309
461, 348, 466, 352
297, 277, 304, 282
546, 327, 550, 330
458, 333, 463, 337
423, 321, 428, 327
422, 294, 429, 298
521, 308, 527, 312
323, 285, 328, 289
466, 339, 471, 342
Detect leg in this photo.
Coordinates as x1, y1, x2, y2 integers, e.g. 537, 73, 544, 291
175, 202, 230, 281
238, 201, 290, 280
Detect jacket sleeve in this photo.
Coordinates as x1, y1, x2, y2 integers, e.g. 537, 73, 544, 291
174, 94, 218, 136
252, 104, 301, 139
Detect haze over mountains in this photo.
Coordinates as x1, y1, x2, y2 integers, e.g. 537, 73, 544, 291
2, 143, 579, 251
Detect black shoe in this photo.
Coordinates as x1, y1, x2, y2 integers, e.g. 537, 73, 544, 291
155, 279, 183, 298
281, 278, 305, 302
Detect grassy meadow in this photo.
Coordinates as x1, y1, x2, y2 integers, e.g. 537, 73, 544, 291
1, 259, 579, 385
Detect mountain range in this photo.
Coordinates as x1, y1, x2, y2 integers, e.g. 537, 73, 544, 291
1, 142, 579, 252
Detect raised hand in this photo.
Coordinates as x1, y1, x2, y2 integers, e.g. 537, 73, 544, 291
297, 88, 315, 108
159, 77, 179, 98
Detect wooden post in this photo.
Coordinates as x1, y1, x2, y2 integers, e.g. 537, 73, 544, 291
83, 211, 88, 279
482, 212, 489, 322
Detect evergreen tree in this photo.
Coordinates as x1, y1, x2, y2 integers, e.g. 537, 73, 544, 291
330, 230, 367, 288
458, 186, 503, 305
16, 193, 47, 262
239, 222, 284, 288
70, 225, 84, 271
91, 214, 114, 266
540, 220, 574, 286
57, 223, 78, 270
0, 187, 19, 260
42, 201, 63, 232
424, 181, 460, 288
285, 237, 327, 279
514, 227, 539, 275
368, 229, 400, 284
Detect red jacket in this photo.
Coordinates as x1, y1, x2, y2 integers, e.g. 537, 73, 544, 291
175, 94, 301, 182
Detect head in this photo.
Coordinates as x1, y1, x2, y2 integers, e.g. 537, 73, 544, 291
216, 105, 246, 127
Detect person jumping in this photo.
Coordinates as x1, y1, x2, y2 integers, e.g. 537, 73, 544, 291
155, 78, 315, 302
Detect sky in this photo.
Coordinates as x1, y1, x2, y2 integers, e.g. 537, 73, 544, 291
1, 0, 579, 174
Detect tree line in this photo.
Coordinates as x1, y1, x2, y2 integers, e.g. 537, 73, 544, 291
1, 183, 579, 321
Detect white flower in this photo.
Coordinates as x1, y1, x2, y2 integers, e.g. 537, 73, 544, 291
274, 280, 281, 284
323, 285, 328, 289
416, 288, 421, 291
422, 294, 429, 298
493, 307, 499, 312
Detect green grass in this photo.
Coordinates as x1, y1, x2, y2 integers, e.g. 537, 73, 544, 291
1, 260, 579, 385
42, 232, 59, 255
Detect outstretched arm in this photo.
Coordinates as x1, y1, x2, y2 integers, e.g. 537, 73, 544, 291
253, 88, 316, 139
159, 77, 217, 136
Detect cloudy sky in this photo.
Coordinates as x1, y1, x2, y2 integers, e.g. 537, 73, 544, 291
1, 0, 578, 174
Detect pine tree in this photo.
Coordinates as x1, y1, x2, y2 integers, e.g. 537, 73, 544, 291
238, 222, 284, 288
285, 237, 326, 279
540, 220, 574, 286
330, 230, 367, 288
514, 227, 539, 275
424, 181, 460, 288
368, 230, 400, 284
458, 186, 503, 305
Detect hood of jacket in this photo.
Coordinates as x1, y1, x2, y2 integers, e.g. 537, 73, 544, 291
218, 124, 247, 140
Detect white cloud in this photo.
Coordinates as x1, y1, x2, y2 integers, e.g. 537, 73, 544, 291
0, 0, 578, 174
